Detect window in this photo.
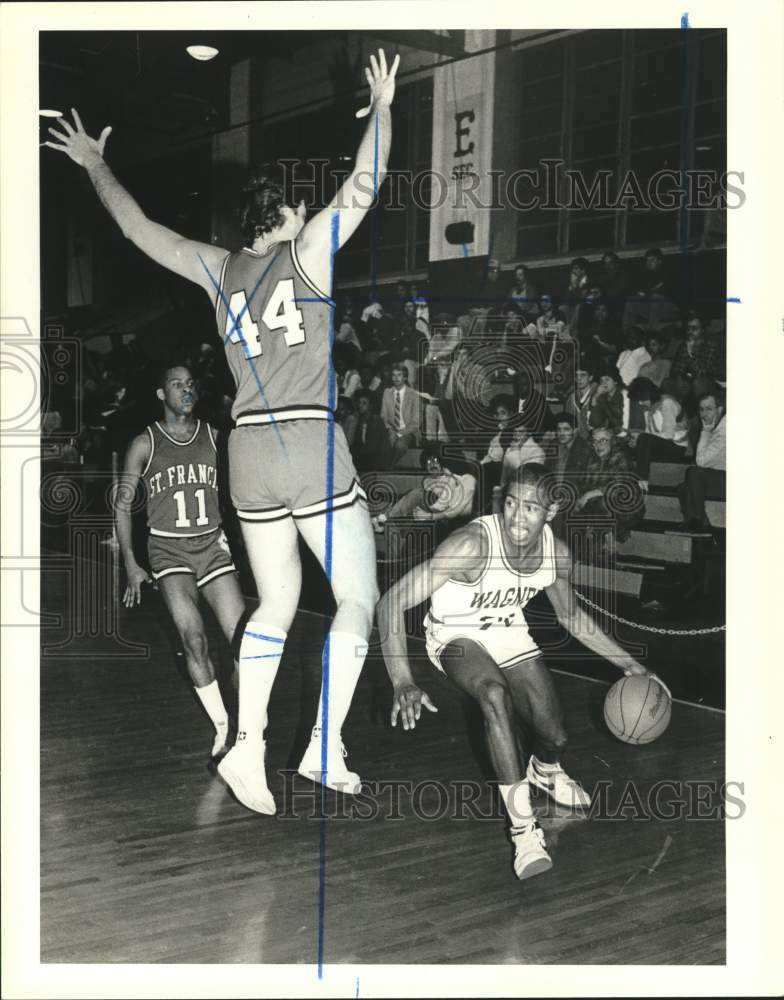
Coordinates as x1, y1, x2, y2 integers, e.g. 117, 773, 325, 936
515, 28, 726, 258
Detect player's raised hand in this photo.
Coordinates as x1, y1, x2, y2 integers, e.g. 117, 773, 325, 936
356, 48, 400, 118
391, 683, 438, 731
44, 108, 112, 168
123, 565, 151, 608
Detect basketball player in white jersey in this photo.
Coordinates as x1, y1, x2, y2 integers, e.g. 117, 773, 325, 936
115, 363, 246, 760
49, 50, 400, 813
378, 463, 656, 880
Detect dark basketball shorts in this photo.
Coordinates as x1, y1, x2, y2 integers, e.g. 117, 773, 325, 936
148, 528, 236, 588
228, 419, 367, 522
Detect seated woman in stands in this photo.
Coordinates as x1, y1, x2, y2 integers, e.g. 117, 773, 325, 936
626, 376, 689, 491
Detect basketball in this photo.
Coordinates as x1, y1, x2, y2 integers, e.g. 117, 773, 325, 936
603, 675, 672, 745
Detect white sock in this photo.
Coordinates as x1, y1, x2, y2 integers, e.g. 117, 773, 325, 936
237, 620, 287, 747
499, 780, 535, 828
194, 679, 229, 731
531, 756, 560, 773
312, 631, 368, 744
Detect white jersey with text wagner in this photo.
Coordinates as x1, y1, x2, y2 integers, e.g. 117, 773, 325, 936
424, 514, 557, 669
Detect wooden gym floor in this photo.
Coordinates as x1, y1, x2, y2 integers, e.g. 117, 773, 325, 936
40, 556, 725, 965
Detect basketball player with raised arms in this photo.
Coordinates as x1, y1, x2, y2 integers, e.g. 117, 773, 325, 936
49, 50, 400, 813
115, 363, 246, 760
378, 463, 660, 880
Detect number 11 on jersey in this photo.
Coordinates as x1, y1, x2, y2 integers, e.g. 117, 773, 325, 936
225, 279, 306, 358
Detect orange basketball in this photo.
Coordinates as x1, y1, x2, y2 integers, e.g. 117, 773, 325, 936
603, 675, 671, 745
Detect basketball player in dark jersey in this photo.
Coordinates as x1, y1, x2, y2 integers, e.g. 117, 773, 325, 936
378, 464, 664, 880
115, 364, 246, 760
49, 50, 400, 813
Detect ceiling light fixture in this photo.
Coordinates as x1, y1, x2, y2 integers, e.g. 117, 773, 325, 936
39, 109, 64, 118
186, 44, 219, 62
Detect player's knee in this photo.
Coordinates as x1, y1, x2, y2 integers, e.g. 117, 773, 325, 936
476, 679, 513, 723
181, 626, 208, 661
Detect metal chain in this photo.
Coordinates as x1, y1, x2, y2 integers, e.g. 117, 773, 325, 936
573, 589, 726, 635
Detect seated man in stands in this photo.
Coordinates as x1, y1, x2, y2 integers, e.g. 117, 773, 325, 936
351, 389, 390, 472
622, 247, 679, 334
670, 313, 725, 414
506, 264, 539, 323
564, 359, 598, 440
548, 412, 593, 489
574, 427, 645, 552
678, 390, 726, 531
381, 363, 423, 467
373, 444, 477, 534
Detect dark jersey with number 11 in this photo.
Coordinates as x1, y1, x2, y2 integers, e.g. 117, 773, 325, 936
214, 241, 334, 426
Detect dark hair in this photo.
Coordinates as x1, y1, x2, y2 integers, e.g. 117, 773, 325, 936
554, 411, 577, 429
239, 167, 289, 246
602, 250, 620, 263
336, 394, 355, 415
697, 388, 725, 411
355, 389, 375, 407
156, 360, 192, 390
391, 363, 409, 379
627, 376, 661, 403
490, 394, 516, 415
598, 367, 622, 385
645, 247, 663, 262
571, 257, 589, 271
501, 462, 552, 503
420, 442, 443, 469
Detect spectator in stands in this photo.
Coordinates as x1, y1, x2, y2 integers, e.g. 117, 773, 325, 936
623, 247, 679, 334
351, 389, 390, 472
458, 258, 505, 337
574, 427, 645, 549
336, 297, 363, 354
616, 326, 651, 387
627, 376, 689, 488
506, 264, 539, 322
381, 363, 423, 467
670, 313, 725, 412
335, 395, 358, 448
426, 313, 462, 364
589, 368, 624, 434
549, 412, 593, 487
500, 422, 547, 488
422, 359, 453, 441
679, 390, 726, 531
357, 301, 394, 355
597, 251, 628, 325
582, 300, 622, 371
374, 443, 477, 530
391, 280, 410, 325
561, 257, 590, 335
355, 362, 383, 409
636, 331, 672, 387
410, 283, 430, 342
564, 359, 597, 440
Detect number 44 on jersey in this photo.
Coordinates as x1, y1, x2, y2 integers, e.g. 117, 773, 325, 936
225, 278, 306, 358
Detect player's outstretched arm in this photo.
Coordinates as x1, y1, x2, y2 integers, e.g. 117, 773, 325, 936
299, 49, 399, 259
545, 538, 665, 683
114, 434, 152, 607
45, 109, 228, 302
377, 524, 484, 730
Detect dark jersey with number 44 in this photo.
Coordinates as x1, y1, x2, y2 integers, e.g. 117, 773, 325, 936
214, 241, 334, 423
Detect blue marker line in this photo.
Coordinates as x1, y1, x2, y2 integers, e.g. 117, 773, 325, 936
317, 209, 341, 980
462, 244, 469, 258
243, 630, 285, 643
678, 13, 691, 302
240, 653, 284, 660
355, 976, 360, 998
198, 255, 285, 451
726, 297, 741, 303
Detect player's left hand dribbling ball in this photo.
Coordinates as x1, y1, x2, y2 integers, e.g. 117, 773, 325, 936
603, 675, 671, 745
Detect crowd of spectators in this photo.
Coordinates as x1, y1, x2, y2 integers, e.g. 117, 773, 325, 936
44, 246, 727, 562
